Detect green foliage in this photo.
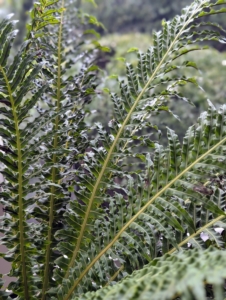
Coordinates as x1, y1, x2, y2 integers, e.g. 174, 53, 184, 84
78, 247, 226, 300
0, 0, 97, 298
165, 47, 226, 139
99, 33, 153, 75
88, 34, 226, 139
0, 1, 226, 300
86, 33, 153, 126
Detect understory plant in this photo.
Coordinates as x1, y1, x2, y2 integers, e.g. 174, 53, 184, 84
0, 0, 226, 299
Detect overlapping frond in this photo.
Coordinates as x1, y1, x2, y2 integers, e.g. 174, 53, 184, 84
31, 1, 99, 297
56, 102, 226, 299
0, 0, 98, 299
77, 247, 226, 300
50, 1, 226, 299
0, 6, 62, 298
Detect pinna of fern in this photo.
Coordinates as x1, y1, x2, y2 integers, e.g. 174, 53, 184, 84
0, 0, 226, 300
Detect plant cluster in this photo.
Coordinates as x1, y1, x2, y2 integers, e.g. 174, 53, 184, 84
0, 0, 226, 300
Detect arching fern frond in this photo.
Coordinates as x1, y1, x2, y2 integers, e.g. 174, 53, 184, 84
58, 101, 226, 299
51, 1, 226, 299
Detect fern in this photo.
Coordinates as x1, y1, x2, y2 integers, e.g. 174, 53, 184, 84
0, 0, 97, 299
65, 100, 226, 299
0, 0, 226, 300
77, 247, 226, 300
0, 3, 63, 297
54, 1, 226, 298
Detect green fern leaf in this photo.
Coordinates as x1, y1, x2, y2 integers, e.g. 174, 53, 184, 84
77, 247, 226, 300
51, 1, 226, 298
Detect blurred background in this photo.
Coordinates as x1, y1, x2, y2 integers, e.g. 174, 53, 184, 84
0, 0, 226, 287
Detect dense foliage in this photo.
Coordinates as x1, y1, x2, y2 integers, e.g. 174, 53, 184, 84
0, 1, 226, 300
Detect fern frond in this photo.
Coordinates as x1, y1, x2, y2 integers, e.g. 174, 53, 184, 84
0, 2, 86, 298
0, 15, 46, 299
52, 1, 226, 298
77, 247, 226, 300
6, 0, 98, 298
